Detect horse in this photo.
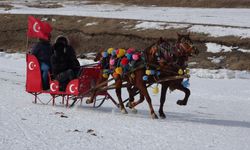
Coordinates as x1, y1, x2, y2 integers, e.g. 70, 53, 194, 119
126, 33, 199, 119
87, 48, 159, 119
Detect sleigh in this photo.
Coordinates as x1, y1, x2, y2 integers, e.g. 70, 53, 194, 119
26, 54, 118, 108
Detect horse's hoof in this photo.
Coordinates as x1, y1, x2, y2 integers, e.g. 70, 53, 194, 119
159, 112, 166, 119
151, 113, 158, 119
126, 102, 132, 108
86, 99, 93, 104
177, 100, 187, 106
131, 108, 138, 114
121, 109, 128, 114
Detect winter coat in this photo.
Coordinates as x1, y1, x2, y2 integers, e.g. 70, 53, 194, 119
31, 40, 53, 66
51, 42, 80, 77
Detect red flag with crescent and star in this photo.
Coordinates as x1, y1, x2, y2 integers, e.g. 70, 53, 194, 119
27, 16, 52, 40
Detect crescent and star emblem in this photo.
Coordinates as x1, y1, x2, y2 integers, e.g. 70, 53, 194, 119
50, 83, 58, 92
28, 61, 36, 70
33, 22, 41, 33
69, 84, 77, 93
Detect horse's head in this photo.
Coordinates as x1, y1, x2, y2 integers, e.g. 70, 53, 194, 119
176, 33, 199, 56
146, 37, 172, 64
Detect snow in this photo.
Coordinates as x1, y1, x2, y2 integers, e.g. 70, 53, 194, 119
206, 43, 250, 53
189, 25, 250, 39
1, 52, 250, 150
1, 1, 250, 38
207, 56, 225, 64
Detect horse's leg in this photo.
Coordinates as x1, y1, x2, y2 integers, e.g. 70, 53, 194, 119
131, 71, 158, 119
159, 83, 168, 119
115, 76, 127, 114
126, 83, 138, 113
176, 83, 190, 106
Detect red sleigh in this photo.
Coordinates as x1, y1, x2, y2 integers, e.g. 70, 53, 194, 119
26, 54, 117, 108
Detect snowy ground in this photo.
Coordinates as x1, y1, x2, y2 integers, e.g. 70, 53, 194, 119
1, 1, 250, 38
0, 52, 250, 150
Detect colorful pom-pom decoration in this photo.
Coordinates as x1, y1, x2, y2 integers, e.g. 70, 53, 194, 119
178, 69, 183, 75
185, 68, 190, 75
102, 51, 108, 58
145, 70, 151, 75
116, 48, 126, 58
127, 48, 135, 54
143, 75, 148, 81
112, 50, 117, 56
157, 71, 161, 76
102, 74, 109, 78
109, 58, 115, 66
121, 57, 129, 66
182, 79, 190, 88
132, 54, 139, 60
150, 70, 155, 75
107, 48, 114, 54
113, 72, 119, 79
126, 53, 132, 60
115, 67, 123, 75
152, 86, 159, 94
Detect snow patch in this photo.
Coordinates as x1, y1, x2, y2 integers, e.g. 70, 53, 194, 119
206, 43, 250, 53
207, 56, 225, 64
134, 21, 188, 30
189, 25, 250, 38
191, 69, 250, 79
85, 22, 98, 26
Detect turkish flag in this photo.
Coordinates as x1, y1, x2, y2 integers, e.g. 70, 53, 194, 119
27, 16, 52, 40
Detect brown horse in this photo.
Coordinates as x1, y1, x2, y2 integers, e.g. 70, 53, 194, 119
87, 48, 158, 119
126, 33, 199, 119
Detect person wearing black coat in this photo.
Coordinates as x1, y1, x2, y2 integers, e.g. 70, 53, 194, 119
51, 37, 80, 91
31, 38, 53, 90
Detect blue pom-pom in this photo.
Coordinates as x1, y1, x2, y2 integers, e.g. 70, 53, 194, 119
126, 53, 132, 60
157, 71, 161, 76
102, 52, 108, 58
143, 75, 148, 81
182, 79, 190, 88
112, 50, 117, 56
150, 70, 155, 75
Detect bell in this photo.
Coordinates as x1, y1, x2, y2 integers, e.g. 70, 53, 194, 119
178, 69, 183, 75
102, 74, 109, 78
152, 86, 159, 94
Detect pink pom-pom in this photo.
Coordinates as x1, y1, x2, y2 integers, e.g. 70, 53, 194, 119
109, 58, 115, 65
132, 54, 139, 60
127, 48, 135, 54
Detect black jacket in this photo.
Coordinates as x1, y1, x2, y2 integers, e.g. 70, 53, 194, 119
31, 40, 52, 66
51, 43, 80, 77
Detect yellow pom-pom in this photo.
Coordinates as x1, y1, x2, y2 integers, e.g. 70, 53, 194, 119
178, 69, 183, 75
115, 67, 123, 75
145, 70, 151, 75
107, 48, 114, 54
117, 48, 126, 58
152, 86, 159, 94
185, 68, 190, 74
113, 72, 119, 79
102, 74, 109, 78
